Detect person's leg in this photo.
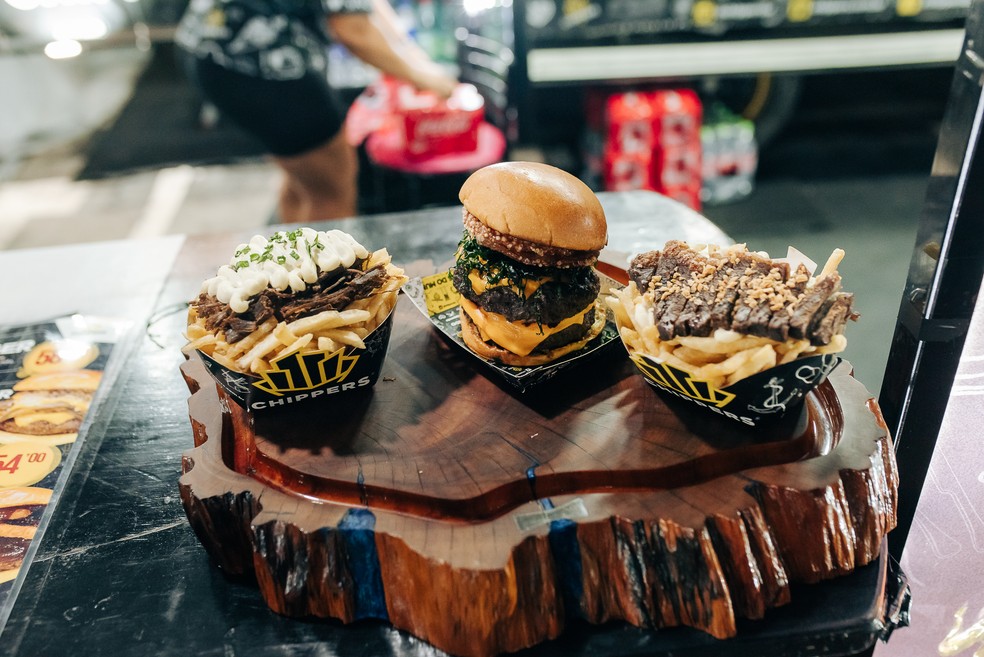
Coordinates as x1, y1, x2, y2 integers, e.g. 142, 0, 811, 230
183, 54, 355, 223
272, 128, 358, 223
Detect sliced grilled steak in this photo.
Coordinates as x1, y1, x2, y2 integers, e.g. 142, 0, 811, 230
683, 250, 775, 337
808, 292, 856, 346
649, 241, 709, 340
787, 273, 841, 341
766, 263, 813, 341
628, 243, 856, 346
627, 250, 661, 290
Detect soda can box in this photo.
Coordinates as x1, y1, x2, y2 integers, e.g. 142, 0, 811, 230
196, 309, 395, 414
603, 147, 656, 192
397, 83, 485, 160
600, 89, 703, 210
650, 89, 702, 148
345, 76, 402, 147
627, 349, 842, 427
606, 91, 656, 154
700, 108, 757, 206
651, 89, 703, 211
404, 270, 622, 393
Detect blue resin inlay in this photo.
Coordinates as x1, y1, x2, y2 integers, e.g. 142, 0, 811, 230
338, 508, 388, 620
503, 432, 580, 613
548, 518, 584, 619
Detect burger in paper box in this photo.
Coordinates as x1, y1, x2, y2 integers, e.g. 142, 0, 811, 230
451, 161, 609, 367
183, 228, 407, 412
608, 241, 857, 426
0, 370, 101, 446
0, 487, 52, 583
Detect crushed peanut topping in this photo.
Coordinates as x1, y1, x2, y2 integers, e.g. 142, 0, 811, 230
642, 243, 814, 315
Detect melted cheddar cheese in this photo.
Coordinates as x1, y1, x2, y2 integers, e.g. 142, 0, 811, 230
13, 412, 76, 428
467, 271, 549, 298
459, 297, 593, 357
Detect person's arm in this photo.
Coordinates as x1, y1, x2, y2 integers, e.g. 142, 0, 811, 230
327, 1, 457, 97
364, 0, 435, 69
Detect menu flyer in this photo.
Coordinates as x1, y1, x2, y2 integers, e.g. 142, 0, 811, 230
0, 315, 129, 636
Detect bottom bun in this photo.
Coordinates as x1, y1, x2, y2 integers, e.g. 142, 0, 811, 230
459, 300, 607, 367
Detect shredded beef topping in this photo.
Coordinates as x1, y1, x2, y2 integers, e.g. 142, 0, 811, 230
192, 260, 387, 343
627, 241, 858, 346
463, 209, 600, 268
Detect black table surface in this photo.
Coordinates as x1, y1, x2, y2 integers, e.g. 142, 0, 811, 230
0, 194, 904, 657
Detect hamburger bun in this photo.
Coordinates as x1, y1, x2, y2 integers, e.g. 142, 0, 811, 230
13, 370, 101, 393
459, 162, 607, 253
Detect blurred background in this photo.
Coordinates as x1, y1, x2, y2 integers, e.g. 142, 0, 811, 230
0, 0, 971, 392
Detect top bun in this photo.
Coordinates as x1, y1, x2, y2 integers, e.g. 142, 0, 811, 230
13, 370, 101, 392
459, 162, 607, 252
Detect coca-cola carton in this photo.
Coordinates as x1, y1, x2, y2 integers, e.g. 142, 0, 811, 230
654, 142, 702, 209
602, 91, 657, 193
397, 83, 485, 160
603, 147, 655, 192
650, 89, 703, 210
345, 76, 402, 147
605, 91, 656, 154
600, 88, 703, 210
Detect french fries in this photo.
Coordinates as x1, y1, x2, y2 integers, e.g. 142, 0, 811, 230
607, 282, 847, 389
183, 248, 407, 375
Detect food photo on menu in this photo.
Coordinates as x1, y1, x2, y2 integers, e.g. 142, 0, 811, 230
0, 316, 127, 625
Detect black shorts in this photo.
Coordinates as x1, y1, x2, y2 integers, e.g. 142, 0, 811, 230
185, 54, 347, 157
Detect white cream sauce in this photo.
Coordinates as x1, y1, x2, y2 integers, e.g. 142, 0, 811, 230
201, 228, 369, 313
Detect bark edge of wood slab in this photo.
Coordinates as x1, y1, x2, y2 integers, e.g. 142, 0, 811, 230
179, 344, 897, 657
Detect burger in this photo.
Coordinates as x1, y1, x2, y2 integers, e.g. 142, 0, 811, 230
0, 487, 51, 582
0, 370, 101, 445
451, 161, 608, 366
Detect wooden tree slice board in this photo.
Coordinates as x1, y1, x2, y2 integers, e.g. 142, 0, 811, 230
179, 295, 898, 657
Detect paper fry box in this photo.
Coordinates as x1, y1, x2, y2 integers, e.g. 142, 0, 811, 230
197, 311, 394, 413
629, 351, 843, 427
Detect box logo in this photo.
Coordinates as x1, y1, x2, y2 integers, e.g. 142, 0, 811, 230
253, 347, 360, 396
631, 355, 735, 407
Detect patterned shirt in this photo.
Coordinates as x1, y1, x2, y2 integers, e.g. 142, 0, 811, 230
176, 0, 371, 80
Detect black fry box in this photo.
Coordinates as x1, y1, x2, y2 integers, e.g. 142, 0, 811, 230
404, 270, 622, 393
197, 309, 395, 413
628, 350, 843, 427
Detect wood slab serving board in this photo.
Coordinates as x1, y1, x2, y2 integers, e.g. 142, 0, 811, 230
179, 294, 897, 657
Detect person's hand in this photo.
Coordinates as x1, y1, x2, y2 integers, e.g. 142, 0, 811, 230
328, 6, 458, 100
409, 61, 458, 99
